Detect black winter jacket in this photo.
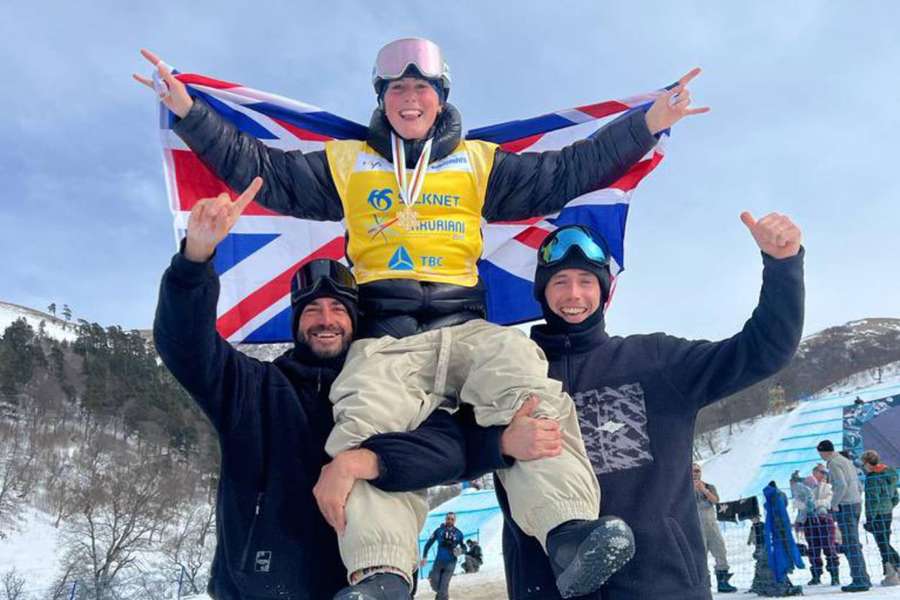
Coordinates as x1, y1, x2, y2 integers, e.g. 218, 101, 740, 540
173, 100, 655, 337
497, 250, 805, 600
154, 251, 509, 600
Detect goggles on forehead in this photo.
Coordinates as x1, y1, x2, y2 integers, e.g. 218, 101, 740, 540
373, 38, 451, 87
291, 259, 357, 306
538, 225, 611, 268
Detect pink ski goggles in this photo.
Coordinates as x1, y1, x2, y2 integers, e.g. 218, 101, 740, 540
372, 38, 450, 86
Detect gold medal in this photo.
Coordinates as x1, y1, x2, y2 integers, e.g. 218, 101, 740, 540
397, 205, 419, 230
391, 132, 432, 233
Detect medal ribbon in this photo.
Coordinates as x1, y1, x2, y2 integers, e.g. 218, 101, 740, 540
390, 132, 433, 211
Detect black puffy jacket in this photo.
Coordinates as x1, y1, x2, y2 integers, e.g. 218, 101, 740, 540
173, 100, 655, 337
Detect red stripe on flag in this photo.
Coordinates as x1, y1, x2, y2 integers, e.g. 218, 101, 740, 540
271, 117, 333, 142
491, 216, 543, 226
574, 101, 631, 120
514, 226, 551, 250
171, 150, 278, 216
607, 151, 664, 193
175, 73, 242, 89
215, 237, 346, 340
500, 133, 544, 153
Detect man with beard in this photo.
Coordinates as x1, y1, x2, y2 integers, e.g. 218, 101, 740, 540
497, 212, 805, 600
153, 179, 530, 599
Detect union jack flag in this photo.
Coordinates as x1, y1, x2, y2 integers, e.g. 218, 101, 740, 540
159, 73, 668, 343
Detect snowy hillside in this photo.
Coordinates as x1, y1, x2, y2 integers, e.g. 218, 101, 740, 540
0, 301, 77, 342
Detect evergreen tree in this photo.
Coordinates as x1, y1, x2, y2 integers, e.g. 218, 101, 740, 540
0, 319, 45, 397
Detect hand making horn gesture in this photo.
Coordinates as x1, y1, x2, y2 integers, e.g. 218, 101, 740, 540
133, 49, 194, 119
740, 211, 803, 259
645, 68, 710, 135
184, 178, 264, 262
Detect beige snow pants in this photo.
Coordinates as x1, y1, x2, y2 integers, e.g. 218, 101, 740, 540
325, 319, 600, 581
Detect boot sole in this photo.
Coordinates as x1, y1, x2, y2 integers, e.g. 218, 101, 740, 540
555, 519, 635, 598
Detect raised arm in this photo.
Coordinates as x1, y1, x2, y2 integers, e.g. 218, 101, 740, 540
657, 212, 805, 409
153, 179, 266, 433
135, 49, 342, 221
482, 69, 709, 222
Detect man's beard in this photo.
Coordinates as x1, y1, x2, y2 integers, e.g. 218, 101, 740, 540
299, 325, 351, 359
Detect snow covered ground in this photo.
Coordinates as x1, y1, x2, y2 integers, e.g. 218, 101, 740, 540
0, 509, 65, 598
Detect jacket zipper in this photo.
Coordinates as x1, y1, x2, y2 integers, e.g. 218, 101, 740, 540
564, 336, 573, 395
240, 492, 265, 572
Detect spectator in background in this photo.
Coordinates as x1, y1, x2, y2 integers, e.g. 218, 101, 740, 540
811, 464, 842, 585
462, 539, 483, 573
817, 438, 872, 592
421, 512, 465, 600
861, 450, 900, 587
693, 463, 737, 593
790, 468, 840, 585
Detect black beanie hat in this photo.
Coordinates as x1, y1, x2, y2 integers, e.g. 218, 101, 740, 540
533, 226, 612, 331
290, 261, 359, 343
816, 439, 835, 452
533, 246, 611, 305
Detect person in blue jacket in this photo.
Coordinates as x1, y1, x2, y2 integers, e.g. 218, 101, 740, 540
421, 512, 466, 600
153, 180, 526, 599
497, 210, 805, 600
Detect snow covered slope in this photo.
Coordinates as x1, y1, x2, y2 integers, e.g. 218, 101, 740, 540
0, 301, 77, 342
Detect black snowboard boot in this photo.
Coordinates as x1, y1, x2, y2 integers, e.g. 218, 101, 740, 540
807, 567, 821, 585
333, 573, 410, 600
547, 516, 635, 599
828, 565, 840, 586
715, 569, 738, 593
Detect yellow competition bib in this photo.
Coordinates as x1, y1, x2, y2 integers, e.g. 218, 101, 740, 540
326, 139, 497, 286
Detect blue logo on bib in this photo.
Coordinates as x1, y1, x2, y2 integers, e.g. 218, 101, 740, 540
389, 246, 414, 271
367, 188, 393, 211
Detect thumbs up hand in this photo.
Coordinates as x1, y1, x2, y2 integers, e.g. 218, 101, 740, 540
740, 212, 802, 259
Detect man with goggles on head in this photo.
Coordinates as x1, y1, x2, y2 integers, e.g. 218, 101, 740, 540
138, 38, 708, 599
496, 214, 804, 600
153, 180, 523, 600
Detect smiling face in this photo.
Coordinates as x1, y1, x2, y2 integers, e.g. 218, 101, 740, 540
297, 297, 353, 358
382, 77, 442, 140
544, 268, 602, 324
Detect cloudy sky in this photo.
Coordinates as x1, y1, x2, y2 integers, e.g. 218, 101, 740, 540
2, 2, 898, 341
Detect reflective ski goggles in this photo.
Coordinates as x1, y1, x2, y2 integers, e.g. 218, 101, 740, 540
537, 225, 611, 268
372, 38, 450, 86
291, 259, 357, 304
